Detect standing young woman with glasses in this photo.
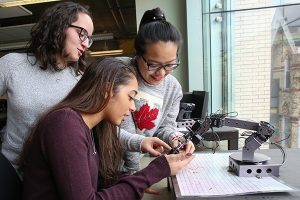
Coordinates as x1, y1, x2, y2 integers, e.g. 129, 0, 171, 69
0, 2, 94, 169
119, 7, 195, 176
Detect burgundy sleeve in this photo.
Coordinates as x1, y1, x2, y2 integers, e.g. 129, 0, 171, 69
97, 156, 170, 199
40, 109, 171, 200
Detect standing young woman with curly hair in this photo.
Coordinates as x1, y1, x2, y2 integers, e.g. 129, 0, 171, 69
0, 2, 93, 169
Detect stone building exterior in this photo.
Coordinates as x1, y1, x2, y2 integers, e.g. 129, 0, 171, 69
227, 1, 300, 148
271, 25, 300, 148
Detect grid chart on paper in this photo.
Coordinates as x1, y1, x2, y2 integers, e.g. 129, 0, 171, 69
176, 153, 293, 196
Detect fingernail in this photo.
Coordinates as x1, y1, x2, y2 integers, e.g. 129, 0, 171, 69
186, 153, 192, 157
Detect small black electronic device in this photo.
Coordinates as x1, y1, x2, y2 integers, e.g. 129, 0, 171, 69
177, 91, 209, 122
177, 103, 195, 121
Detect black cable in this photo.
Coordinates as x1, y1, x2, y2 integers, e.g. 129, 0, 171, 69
204, 110, 239, 152
210, 127, 220, 153
267, 133, 290, 165
266, 142, 287, 165
273, 133, 291, 144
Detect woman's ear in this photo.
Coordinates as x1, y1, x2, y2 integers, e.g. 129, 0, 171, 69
104, 83, 114, 99
104, 90, 113, 99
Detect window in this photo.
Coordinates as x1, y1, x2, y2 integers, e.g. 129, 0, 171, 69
200, 0, 300, 148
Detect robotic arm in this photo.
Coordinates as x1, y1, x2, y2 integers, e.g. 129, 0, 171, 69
210, 115, 275, 161
169, 117, 211, 154
172, 115, 281, 177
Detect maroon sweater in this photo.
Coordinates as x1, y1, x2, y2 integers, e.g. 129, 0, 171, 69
22, 108, 170, 200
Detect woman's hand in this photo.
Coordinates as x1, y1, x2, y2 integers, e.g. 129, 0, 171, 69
144, 187, 160, 195
140, 137, 171, 156
170, 132, 196, 154
165, 152, 195, 176
182, 140, 195, 154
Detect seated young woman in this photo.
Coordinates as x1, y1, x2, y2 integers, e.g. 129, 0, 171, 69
19, 57, 194, 200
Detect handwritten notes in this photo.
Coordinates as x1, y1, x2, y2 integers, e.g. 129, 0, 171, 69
176, 153, 294, 196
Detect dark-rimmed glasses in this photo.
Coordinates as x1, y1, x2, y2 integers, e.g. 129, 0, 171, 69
69, 24, 93, 48
141, 55, 180, 71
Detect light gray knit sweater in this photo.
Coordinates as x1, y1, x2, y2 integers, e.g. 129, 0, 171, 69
0, 53, 82, 167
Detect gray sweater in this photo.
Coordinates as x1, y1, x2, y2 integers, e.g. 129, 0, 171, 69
118, 57, 183, 172
0, 53, 81, 167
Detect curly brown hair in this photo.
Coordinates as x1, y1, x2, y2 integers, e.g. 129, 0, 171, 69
27, 2, 92, 75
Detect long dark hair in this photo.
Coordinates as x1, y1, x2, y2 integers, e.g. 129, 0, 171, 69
19, 57, 136, 187
27, 2, 92, 74
134, 7, 182, 56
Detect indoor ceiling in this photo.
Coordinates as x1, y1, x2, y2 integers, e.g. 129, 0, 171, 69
0, 0, 137, 55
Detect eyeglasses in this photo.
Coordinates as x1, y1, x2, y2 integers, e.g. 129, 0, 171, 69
141, 55, 180, 71
69, 24, 93, 48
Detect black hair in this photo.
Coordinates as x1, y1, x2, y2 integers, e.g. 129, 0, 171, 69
134, 7, 182, 56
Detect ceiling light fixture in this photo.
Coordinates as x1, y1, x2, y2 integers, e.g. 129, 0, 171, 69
92, 33, 114, 41
0, 0, 61, 8
0, 6, 32, 19
87, 49, 124, 57
0, 41, 28, 51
